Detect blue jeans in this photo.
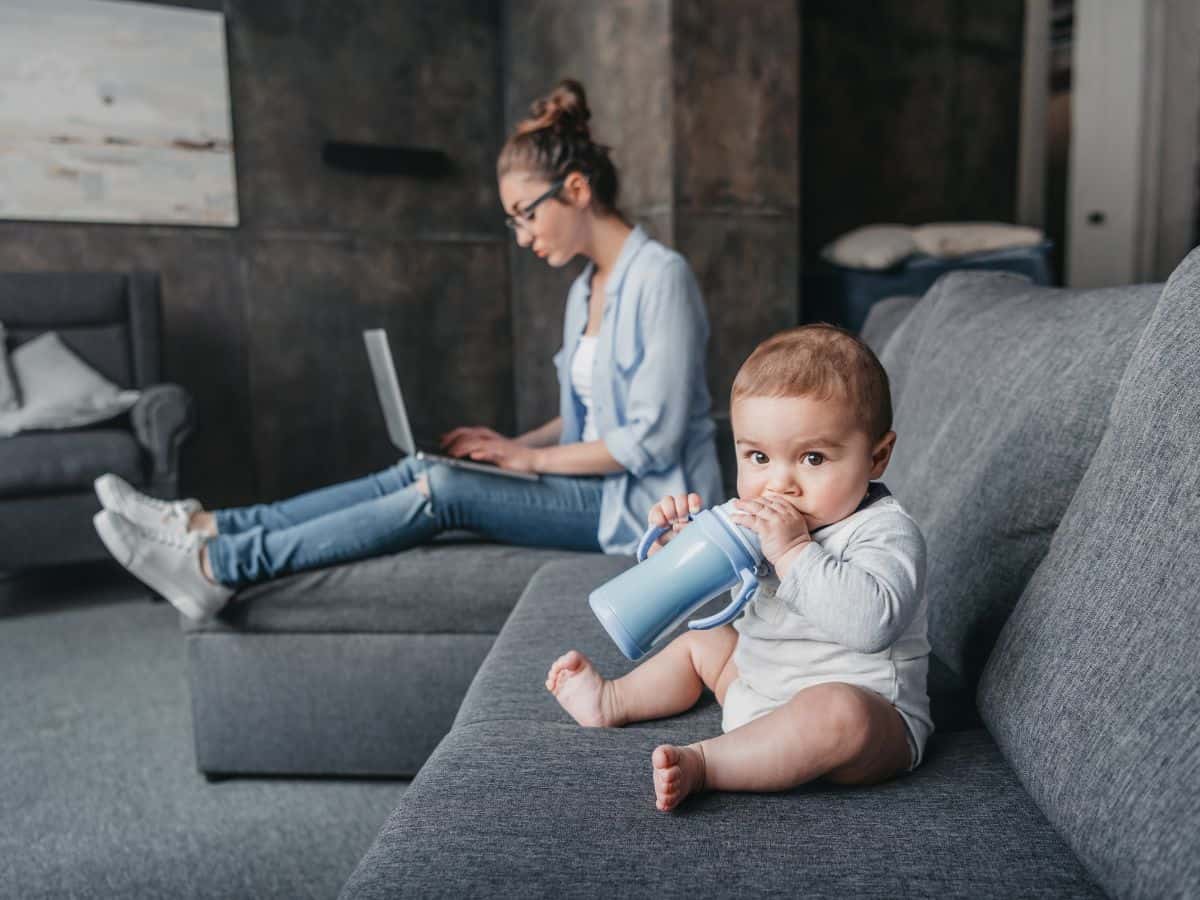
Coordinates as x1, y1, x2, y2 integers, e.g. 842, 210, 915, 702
205, 457, 604, 587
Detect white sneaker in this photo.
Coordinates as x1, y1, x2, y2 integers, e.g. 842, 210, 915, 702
94, 474, 202, 541
93, 510, 232, 621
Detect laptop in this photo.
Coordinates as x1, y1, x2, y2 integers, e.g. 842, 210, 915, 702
363, 329, 539, 481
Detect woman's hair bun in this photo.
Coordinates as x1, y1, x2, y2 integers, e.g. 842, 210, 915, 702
521, 78, 591, 140
499, 78, 620, 214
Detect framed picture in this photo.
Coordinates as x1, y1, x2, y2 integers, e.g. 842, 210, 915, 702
0, 0, 239, 227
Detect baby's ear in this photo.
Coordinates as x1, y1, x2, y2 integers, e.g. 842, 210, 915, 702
870, 430, 897, 478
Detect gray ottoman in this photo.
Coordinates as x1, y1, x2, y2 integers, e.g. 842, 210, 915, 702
183, 537, 591, 777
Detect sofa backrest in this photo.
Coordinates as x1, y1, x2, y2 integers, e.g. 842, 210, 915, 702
858, 293, 920, 355
978, 247, 1200, 898
0, 272, 161, 389
875, 271, 1162, 688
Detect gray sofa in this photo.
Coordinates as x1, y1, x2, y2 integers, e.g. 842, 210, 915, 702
328, 250, 1200, 897
184, 539, 589, 776
0, 272, 194, 569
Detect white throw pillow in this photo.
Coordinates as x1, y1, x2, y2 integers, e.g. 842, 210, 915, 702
0, 332, 140, 437
0, 322, 18, 413
821, 225, 918, 270
912, 222, 1044, 258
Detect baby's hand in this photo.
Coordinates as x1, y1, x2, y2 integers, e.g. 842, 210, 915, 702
646, 493, 702, 557
732, 493, 812, 575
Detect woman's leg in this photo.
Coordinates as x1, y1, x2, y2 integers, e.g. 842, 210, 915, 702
205, 477, 438, 587
211, 457, 428, 536
651, 682, 913, 811
422, 465, 604, 551
206, 464, 604, 587
547, 625, 739, 727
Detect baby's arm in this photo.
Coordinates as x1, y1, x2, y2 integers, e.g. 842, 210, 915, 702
775, 512, 926, 653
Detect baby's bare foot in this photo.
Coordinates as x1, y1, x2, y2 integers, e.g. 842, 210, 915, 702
545, 650, 622, 727
651, 744, 706, 811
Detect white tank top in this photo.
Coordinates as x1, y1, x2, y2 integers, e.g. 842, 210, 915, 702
571, 334, 599, 441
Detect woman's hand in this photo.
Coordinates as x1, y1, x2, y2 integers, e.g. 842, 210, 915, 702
460, 435, 541, 473
645, 493, 702, 557
440, 426, 509, 458
731, 493, 812, 576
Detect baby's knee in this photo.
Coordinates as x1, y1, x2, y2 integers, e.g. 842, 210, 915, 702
798, 683, 875, 752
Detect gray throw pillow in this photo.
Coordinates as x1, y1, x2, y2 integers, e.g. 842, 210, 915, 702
0, 332, 139, 438
0, 322, 18, 412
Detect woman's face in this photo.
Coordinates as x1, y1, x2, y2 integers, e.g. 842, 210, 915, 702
498, 172, 588, 268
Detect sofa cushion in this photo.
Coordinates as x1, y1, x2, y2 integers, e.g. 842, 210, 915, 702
0, 429, 143, 498
978, 248, 1200, 899
187, 630, 498, 777
878, 272, 1162, 688
456, 556, 981, 736
453, 555, 658, 730
183, 539, 593, 636
341, 722, 1101, 898
858, 293, 920, 354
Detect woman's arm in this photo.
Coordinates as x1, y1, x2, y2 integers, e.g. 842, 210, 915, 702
515, 416, 563, 448
600, 257, 706, 478
532, 439, 625, 476
453, 427, 624, 476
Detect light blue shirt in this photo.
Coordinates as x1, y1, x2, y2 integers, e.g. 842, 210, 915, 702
554, 226, 725, 554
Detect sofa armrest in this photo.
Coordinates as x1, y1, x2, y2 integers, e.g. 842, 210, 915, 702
130, 383, 195, 496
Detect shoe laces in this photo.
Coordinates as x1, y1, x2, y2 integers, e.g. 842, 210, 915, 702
158, 504, 190, 527
132, 517, 198, 551
125, 489, 191, 528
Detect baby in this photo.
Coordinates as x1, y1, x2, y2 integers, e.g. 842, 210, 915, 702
546, 323, 932, 811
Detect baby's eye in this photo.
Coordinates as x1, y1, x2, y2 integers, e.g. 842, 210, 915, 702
802, 452, 825, 466
746, 450, 769, 465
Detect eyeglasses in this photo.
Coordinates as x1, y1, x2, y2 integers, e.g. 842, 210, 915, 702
504, 178, 565, 232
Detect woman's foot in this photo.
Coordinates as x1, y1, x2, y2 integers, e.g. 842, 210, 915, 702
94, 474, 202, 539
651, 744, 707, 811
93, 510, 232, 621
545, 650, 623, 727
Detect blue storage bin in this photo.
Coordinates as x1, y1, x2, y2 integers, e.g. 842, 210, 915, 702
806, 240, 1054, 332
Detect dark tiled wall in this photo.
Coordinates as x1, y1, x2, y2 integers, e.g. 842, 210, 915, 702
672, 0, 801, 411
801, 0, 1025, 262
0, 0, 507, 506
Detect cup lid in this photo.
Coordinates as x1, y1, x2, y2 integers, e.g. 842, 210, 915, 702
711, 499, 763, 563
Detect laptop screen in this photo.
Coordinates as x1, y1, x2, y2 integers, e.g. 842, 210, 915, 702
363, 329, 417, 455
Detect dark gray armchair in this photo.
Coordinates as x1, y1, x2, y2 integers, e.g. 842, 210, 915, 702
0, 272, 195, 569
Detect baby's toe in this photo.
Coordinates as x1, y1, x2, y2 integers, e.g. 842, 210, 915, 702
652, 745, 678, 770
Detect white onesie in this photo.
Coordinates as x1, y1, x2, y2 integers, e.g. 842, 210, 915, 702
723, 484, 933, 768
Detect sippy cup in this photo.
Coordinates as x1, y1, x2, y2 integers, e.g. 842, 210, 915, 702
588, 499, 766, 661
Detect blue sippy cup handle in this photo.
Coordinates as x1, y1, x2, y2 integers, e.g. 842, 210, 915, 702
688, 568, 759, 630
635, 515, 693, 562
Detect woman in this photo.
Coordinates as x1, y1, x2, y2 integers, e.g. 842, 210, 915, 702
94, 79, 723, 621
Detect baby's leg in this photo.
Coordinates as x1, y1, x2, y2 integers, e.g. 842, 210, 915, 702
546, 625, 739, 728
652, 682, 911, 811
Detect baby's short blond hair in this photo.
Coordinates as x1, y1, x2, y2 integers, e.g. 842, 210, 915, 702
731, 324, 893, 441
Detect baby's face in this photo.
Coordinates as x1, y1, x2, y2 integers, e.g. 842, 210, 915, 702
731, 393, 894, 530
